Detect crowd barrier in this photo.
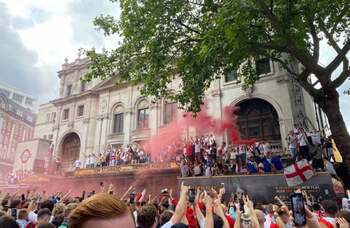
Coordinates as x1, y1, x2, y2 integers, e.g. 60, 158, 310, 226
72, 162, 179, 177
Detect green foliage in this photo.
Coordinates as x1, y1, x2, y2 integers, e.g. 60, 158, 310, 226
84, 0, 350, 113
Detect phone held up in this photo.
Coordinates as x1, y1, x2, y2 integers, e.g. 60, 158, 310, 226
188, 187, 196, 203
290, 193, 307, 226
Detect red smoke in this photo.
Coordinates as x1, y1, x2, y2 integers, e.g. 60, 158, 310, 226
145, 103, 255, 160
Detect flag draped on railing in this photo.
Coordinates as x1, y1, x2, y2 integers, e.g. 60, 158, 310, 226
284, 159, 314, 187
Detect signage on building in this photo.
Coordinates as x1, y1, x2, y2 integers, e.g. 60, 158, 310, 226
20, 149, 31, 164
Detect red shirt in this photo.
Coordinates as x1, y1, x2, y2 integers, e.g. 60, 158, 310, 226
186, 207, 199, 228
186, 144, 193, 156
225, 215, 235, 228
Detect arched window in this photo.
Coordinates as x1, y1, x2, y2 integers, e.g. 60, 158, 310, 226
112, 105, 124, 133
137, 99, 149, 129
235, 98, 280, 141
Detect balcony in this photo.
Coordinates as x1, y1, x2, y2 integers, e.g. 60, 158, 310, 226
131, 128, 151, 142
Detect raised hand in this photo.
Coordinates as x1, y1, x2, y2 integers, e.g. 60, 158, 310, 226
180, 182, 189, 196
337, 217, 350, 228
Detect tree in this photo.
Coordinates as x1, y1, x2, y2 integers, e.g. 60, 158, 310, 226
85, 0, 350, 168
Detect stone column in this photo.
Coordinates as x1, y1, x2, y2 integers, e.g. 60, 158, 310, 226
279, 118, 288, 149
80, 118, 90, 166
100, 114, 109, 151
123, 108, 133, 147
210, 85, 224, 143
149, 102, 160, 137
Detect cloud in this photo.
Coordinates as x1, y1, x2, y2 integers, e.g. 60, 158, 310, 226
0, 2, 46, 97
0, 0, 120, 105
12, 7, 51, 29
67, 0, 120, 46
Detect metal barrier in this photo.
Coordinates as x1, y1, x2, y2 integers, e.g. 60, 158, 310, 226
72, 162, 179, 177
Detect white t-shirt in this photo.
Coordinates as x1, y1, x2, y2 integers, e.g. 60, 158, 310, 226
194, 142, 201, 153
298, 133, 308, 146
288, 135, 297, 148
205, 166, 212, 176
342, 198, 350, 212
28, 211, 37, 222
230, 151, 236, 160
311, 132, 321, 145
194, 165, 201, 175
263, 143, 271, 153
161, 220, 174, 228
74, 160, 81, 168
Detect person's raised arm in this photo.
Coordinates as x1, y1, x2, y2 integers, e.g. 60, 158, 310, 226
244, 195, 259, 228
138, 189, 146, 202
218, 185, 225, 202
170, 182, 189, 224
305, 205, 321, 228
205, 196, 214, 228
234, 202, 241, 228
194, 189, 205, 228
121, 185, 134, 200
214, 201, 229, 228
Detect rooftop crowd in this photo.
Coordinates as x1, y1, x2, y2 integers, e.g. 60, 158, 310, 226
178, 125, 340, 179
65, 124, 343, 183
0, 182, 350, 228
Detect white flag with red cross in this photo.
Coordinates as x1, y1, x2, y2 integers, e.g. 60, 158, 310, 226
284, 159, 314, 187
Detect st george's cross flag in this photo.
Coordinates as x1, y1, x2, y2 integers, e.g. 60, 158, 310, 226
284, 159, 314, 187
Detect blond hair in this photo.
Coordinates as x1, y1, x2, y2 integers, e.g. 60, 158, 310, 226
68, 193, 130, 228
52, 203, 65, 216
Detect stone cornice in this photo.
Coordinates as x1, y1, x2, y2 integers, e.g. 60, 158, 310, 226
51, 91, 98, 106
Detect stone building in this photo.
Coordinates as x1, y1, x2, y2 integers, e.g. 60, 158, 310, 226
13, 57, 325, 172
0, 89, 36, 179
0, 83, 37, 112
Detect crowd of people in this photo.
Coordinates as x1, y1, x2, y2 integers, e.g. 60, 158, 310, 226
69, 124, 340, 182
179, 125, 339, 177
285, 125, 335, 170
0, 182, 350, 228
77, 145, 152, 170
178, 135, 284, 177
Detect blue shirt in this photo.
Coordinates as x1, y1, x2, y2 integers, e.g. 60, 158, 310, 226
271, 156, 284, 171
247, 161, 258, 174
262, 158, 272, 172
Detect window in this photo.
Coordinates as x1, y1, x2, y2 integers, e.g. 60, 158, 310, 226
81, 81, 86, 92
256, 58, 272, 75
25, 97, 34, 105
225, 71, 236, 82
26, 115, 33, 123
164, 102, 177, 124
77, 105, 84, 117
46, 113, 51, 122
16, 109, 23, 117
63, 109, 69, 120
113, 113, 124, 133
0, 98, 5, 110
52, 112, 56, 121
66, 85, 73, 96
12, 93, 23, 103
137, 108, 149, 129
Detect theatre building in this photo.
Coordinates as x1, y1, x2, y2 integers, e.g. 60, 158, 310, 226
13, 56, 325, 173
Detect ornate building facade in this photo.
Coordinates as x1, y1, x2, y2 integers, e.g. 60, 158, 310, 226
0, 89, 36, 179
13, 57, 323, 172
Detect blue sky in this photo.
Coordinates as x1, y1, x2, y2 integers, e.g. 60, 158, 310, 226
0, 0, 349, 130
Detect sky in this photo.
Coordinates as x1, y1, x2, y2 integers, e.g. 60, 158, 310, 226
0, 0, 349, 130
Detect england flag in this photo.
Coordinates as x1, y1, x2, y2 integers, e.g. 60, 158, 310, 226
284, 159, 314, 187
